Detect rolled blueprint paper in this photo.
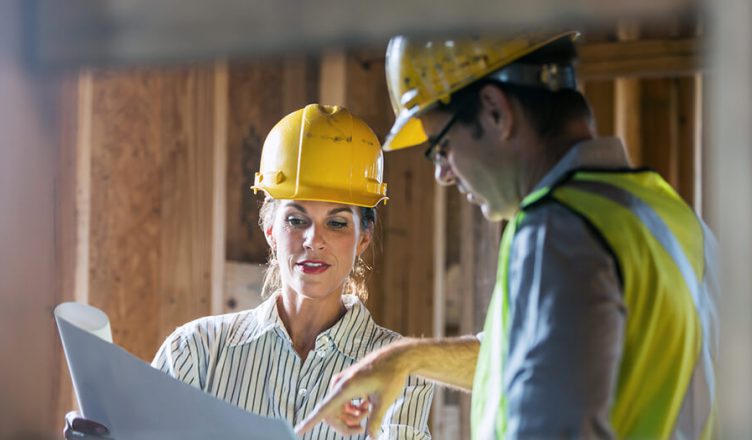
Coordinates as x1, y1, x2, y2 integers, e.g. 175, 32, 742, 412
54, 302, 113, 343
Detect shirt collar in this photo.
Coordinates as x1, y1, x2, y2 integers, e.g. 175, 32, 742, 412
532, 137, 631, 193
227, 293, 376, 360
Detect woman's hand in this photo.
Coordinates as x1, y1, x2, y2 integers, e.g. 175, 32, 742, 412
63, 411, 113, 439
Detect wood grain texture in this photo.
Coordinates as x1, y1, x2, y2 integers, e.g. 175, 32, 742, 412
640, 78, 679, 186
578, 38, 700, 80
676, 76, 697, 205
583, 80, 615, 137
225, 60, 287, 264
87, 66, 217, 360
342, 48, 435, 338
54, 72, 83, 432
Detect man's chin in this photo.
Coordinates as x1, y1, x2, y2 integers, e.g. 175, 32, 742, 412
480, 203, 511, 222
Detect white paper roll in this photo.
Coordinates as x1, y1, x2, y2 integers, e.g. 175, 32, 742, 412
54, 302, 113, 343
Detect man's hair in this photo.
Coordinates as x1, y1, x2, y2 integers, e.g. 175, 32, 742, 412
438, 37, 592, 140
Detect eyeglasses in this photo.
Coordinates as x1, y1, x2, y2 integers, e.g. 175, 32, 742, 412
424, 111, 460, 164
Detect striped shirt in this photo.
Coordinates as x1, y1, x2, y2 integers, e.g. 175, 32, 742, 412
152, 294, 433, 439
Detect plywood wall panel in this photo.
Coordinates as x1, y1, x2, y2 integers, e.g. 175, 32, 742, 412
341, 49, 435, 338
225, 61, 286, 264
88, 71, 164, 360
86, 67, 218, 360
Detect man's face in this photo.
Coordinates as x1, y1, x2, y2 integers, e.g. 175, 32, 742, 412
420, 108, 521, 221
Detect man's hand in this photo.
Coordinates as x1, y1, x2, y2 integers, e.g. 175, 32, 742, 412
63, 411, 113, 440
295, 343, 410, 438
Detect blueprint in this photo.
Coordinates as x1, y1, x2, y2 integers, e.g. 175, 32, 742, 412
54, 302, 297, 440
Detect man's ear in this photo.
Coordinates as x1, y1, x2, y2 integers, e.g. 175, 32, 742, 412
479, 84, 515, 140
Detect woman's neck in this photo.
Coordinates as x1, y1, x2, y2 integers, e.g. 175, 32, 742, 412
275, 289, 346, 361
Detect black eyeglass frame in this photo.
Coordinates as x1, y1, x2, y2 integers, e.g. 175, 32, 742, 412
423, 110, 461, 163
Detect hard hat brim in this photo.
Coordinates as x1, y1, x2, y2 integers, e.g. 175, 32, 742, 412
383, 107, 428, 151
252, 185, 389, 208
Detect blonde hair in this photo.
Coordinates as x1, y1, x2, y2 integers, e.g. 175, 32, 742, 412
258, 197, 375, 301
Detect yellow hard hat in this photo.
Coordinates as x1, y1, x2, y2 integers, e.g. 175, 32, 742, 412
383, 30, 579, 151
252, 104, 388, 207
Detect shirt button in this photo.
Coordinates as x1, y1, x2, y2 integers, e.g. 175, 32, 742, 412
298, 388, 307, 397
316, 349, 327, 358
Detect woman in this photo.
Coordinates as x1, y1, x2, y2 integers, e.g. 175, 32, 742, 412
65, 104, 433, 440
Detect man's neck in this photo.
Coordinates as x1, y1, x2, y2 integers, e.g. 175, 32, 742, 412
519, 120, 595, 198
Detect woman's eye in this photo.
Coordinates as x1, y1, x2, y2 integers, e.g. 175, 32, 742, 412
286, 216, 307, 227
328, 219, 348, 229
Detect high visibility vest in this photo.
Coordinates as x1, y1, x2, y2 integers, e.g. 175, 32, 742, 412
471, 169, 718, 439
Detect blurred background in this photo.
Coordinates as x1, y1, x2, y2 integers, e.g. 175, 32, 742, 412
1, 0, 749, 439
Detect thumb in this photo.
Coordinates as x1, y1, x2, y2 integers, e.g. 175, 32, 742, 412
365, 388, 401, 439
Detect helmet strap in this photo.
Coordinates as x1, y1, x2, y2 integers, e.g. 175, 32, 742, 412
488, 63, 577, 92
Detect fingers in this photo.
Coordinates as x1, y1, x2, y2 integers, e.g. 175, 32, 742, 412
365, 388, 402, 439
294, 384, 359, 435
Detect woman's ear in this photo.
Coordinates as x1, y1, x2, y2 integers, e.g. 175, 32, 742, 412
356, 228, 372, 256
265, 224, 275, 249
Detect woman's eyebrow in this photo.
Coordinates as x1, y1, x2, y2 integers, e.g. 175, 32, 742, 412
328, 207, 354, 215
285, 202, 307, 213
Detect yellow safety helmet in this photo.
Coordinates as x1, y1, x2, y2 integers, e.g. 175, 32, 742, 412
252, 104, 388, 207
383, 30, 579, 151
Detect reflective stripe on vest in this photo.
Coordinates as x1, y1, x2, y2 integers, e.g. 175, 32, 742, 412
470, 170, 717, 439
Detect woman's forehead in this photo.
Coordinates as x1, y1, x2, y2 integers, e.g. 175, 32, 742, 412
279, 199, 357, 214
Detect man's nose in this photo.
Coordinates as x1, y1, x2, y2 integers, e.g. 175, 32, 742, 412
434, 162, 457, 186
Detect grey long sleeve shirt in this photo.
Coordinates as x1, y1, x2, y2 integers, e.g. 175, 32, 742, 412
502, 138, 630, 438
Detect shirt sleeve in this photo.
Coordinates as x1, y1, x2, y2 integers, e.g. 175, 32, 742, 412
151, 325, 202, 389
378, 375, 434, 439
504, 202, 625, 438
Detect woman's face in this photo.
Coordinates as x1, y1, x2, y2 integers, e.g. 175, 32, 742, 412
267, 200, 371, 301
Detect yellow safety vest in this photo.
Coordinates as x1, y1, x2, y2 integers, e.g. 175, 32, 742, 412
472, 169, 717, 439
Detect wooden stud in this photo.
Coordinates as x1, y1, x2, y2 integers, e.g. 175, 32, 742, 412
640, 78, 679, 186
211, 62, 229, 315
583, 80, 615, 137
676, 76, 698, 206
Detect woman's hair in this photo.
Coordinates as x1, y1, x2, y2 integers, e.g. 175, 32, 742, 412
258, 197, 376, 301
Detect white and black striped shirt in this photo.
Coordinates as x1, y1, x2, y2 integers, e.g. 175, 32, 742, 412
152, 294, 433, 439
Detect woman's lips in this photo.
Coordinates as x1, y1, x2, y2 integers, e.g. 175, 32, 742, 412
296, 260, 331, 275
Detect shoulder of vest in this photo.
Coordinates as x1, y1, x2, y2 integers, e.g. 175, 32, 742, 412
521, 166, 658, 212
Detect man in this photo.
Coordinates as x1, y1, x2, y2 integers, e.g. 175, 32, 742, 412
296, 31, 718, 439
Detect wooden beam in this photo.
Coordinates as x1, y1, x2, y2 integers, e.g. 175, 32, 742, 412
578, 37, 700, 80
28, 0, 695, 69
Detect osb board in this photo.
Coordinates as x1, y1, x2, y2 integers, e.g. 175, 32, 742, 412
225, 57, 320, 264
343, 49, 435, 338
87, 67, 214, 361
